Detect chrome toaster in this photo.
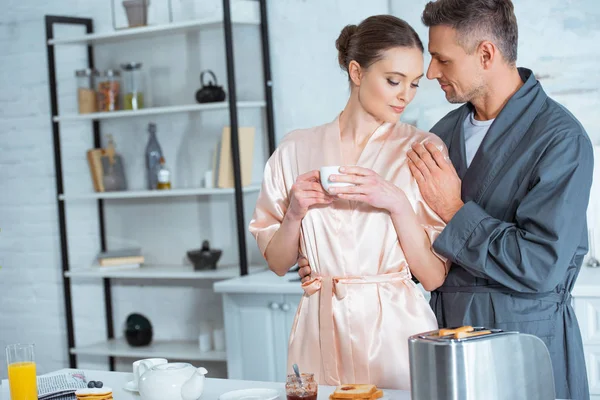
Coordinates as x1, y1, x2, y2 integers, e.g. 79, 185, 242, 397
408, 326, 555, 400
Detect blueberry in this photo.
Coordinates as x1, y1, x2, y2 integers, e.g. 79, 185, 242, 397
94, 381, 103, 388
87, 381, 96, 388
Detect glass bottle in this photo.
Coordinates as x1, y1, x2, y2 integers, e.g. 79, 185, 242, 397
121, 62, 144, 110
75, 68, 98, 114
102, 135, 128, 191
156, 157, 171, 190
97, 69, 121, 112
145, 123, 163, 190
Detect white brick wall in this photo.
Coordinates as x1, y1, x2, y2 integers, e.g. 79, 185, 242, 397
1, 0, 599, 382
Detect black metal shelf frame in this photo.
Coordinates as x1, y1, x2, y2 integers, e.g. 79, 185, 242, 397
44, 0, 276, 370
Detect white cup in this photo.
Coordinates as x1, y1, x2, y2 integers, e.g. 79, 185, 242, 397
213, 328, 226, 351
133, 358, 167, 388
319, 165, 354, 194
204, 170, 213, 188
199, 332, 212, 352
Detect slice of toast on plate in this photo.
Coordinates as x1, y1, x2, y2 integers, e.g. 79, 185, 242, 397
329, 384, 383, 399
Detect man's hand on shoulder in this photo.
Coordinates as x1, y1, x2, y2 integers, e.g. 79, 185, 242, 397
408, 142, 464, 223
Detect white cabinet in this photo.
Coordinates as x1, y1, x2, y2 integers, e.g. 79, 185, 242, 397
222, 292, 301, 382
573, 295, 600, 397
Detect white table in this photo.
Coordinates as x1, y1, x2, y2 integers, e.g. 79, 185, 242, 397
0, 368, 410, 400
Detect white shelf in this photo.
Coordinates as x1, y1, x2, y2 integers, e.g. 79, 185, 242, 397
48, 17, 260, 46
70, 339, 227, 362
53, 101, 266, 122
66, 264, 267, 279
59, 184, 261, 201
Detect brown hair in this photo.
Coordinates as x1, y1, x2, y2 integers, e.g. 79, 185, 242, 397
422, 0, 518, 64
336, 15, 424, 75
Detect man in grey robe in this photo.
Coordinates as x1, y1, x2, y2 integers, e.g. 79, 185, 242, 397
406, 1, 592, 398
298, 0, 592, 398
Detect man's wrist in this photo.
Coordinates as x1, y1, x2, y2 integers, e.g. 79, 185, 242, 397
442, 199, 464, 223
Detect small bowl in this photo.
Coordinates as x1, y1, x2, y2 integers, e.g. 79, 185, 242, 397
187, 249, 222, 271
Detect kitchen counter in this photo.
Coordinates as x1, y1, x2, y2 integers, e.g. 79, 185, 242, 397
214, 269, 430, 298
0, 368, 408, 400
214, 269, 304, 294
214, 261, 600, 297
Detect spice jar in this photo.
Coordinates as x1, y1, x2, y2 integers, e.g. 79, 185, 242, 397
97, 69, 121, 112
75, 68, 98, 114
121, 62, 145, 110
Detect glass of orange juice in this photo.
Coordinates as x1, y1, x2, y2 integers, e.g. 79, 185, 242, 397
6, 344, 37, 400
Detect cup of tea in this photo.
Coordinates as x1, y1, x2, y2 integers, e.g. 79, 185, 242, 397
285, 373, 318, 400
319, 166, 354, 194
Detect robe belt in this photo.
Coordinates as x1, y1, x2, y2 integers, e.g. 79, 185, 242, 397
300, 269, 414, 385
434, 285, 571, 304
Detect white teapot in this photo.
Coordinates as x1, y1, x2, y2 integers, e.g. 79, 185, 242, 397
138, 362, 208, 400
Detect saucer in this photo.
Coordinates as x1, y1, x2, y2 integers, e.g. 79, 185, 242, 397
123, 380, 138, 393
219, 388, 280, 400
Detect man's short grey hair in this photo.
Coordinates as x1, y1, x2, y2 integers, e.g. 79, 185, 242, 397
422, 0, 519, 65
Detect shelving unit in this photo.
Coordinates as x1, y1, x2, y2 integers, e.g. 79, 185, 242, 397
65, 264, 266, 279
44, 0, 275, 371
70, 339, 227, 362
48, 15, 260, 46
53, 101, 266, 122
58, 184, 261, 201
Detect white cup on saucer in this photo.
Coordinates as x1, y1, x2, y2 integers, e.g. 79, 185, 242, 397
127, 358, 168, 391
319, 166, 354, 194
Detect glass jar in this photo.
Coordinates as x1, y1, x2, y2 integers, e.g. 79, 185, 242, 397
97, 69, 121, 112
75, 68, 98, 114
121, 62, 145, 110
285, 373, 318, 400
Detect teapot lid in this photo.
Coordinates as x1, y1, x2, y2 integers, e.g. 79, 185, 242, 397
152, 362, 192, 372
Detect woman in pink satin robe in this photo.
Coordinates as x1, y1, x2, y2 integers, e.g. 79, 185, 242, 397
249, 16, 451, 390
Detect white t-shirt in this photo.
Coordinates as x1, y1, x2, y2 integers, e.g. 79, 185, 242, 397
463, 111, 495, 167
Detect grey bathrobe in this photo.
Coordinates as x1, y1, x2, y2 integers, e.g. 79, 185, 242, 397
430, 68, 592, 400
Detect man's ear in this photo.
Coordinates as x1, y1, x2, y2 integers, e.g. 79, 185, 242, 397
479, 41, 496, 70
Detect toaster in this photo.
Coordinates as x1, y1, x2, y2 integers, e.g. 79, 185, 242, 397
408, 326, 555, 400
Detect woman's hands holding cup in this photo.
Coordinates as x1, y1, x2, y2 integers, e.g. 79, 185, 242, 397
287, 170, 334, 221
327, 166, 406, 214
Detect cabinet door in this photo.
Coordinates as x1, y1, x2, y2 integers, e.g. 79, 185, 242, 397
585, 345, 600, 395
574, 297, 600, 345
274, 294, 303, 382
223, 293, 284, 382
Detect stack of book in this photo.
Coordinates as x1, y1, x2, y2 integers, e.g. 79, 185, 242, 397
96, 248, 144, 270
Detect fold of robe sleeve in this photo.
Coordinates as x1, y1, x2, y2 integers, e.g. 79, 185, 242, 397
248, 148, 289, 258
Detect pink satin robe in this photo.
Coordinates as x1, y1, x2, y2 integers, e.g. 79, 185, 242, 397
249, 115, 449, 390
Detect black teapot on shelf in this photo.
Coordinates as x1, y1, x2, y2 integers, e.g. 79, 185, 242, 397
195, 70, 226, 104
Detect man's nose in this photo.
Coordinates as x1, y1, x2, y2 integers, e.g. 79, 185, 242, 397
426, 60, 440, 80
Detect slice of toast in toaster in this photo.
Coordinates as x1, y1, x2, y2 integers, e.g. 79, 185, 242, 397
438, 325, 474, 337
454, 330, 492, 339
329, 384, 378, 399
